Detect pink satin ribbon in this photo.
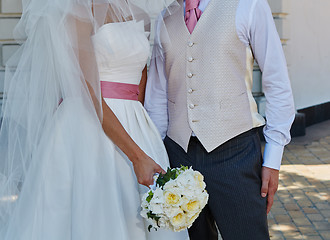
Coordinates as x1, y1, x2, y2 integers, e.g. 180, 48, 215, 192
101, 81, 140, 101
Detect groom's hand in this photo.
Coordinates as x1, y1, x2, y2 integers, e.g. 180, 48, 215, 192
261, 166, 279, 214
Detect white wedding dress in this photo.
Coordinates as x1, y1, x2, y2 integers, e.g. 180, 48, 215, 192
2, 21, 188, 240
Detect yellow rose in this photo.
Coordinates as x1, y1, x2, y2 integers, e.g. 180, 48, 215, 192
173, 225, 188, 232
171, 212, 185, 227
194, 171, 204, 182
194, 172, 206, 189
182, 199, 200, 213
164, 191, 181, 206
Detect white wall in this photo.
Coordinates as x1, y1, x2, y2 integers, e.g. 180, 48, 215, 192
0, 0, 22, 108
1, 0, 22, 13
286, 0, 330, 110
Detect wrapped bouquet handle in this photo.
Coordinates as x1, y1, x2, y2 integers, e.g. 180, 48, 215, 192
141, 166, 209, 232
149, 173, 160, 190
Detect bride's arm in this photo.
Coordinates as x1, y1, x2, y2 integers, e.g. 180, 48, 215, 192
138, 65, 147, 104
101, 99, 166, 186
76, 17, 165, 187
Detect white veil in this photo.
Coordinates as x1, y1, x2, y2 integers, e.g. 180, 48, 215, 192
0, 0, 178, 236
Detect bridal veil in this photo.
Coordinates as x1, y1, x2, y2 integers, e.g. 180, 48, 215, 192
0, 0, 178, 237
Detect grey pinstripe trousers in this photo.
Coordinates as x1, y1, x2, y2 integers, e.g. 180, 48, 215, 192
164, 129, 270, 240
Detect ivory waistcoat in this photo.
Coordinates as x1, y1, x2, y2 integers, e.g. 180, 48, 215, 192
162, 0, 265, 152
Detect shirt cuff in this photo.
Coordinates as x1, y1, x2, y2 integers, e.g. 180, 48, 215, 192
262, 142, 284, 170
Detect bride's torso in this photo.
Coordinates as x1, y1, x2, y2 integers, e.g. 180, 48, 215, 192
92, 20, 150, 86
92, 20, 161, 152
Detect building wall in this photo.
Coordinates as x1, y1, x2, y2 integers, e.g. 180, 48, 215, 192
267, 0, 330, 110
0, 0, 22, 108
286, 0, 330, 110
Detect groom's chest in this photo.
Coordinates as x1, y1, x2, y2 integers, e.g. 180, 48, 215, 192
162, 0, 241, 61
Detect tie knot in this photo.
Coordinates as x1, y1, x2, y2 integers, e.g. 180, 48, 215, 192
186, 0, 200, 11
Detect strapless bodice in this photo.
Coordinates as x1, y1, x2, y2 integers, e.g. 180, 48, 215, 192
92, 21, 150, 85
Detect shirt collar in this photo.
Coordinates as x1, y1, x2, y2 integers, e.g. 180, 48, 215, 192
184, 0, 210, 12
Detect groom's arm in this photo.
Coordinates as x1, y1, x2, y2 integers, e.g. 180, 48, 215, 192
144, 17, 169, 139
144, 44, 168, 139
249, 0, 295, 170
245, 0, 295, 213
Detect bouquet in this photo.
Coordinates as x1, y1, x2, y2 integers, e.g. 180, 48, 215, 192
140, 166, 209, 232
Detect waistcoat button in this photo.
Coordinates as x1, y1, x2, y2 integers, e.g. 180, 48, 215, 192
189, 104, 195, 109
187, 73, 193, 78
188, 89, 193, 94
188, 42, 194, 47
188, 57, 194, 62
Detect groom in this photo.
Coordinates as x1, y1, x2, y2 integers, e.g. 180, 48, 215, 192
145, 0, 295, 239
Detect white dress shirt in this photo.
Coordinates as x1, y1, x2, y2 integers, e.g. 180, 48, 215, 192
145, 0, 295, 170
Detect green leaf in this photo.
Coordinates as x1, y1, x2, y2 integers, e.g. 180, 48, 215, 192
155, 166, 189, 188
147, 211, 162, 230
180, 165, 189, 171
146, 191, 154, 203
147, 211, 160, 221
148, 225, 152, 232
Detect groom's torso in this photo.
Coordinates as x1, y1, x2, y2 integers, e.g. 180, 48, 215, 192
161, 0, 265, 152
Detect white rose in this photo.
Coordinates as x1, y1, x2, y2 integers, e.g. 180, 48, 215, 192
150, 188, 164, 204
148, 188, 165, 215
181, 188, 196, 199
140, 208, 149, 218
189, 171, 206, 190
176, 171, 195, 188
194, 171, 204, 182
149, 202, 163, 214
141, 197, 149, 209
158, 216, 169, 229
142, 192, 149, 201
197, 190, 209, 209
198, 180, 206, 190
148, 218, 158, 228
163, 179, 179, 190
163, 206, 183, 218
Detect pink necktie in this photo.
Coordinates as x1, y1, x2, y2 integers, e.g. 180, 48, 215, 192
185, 0, 202, 34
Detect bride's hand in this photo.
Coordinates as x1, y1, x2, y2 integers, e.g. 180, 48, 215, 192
132, 153, 166, 187
100, 99, 165, 186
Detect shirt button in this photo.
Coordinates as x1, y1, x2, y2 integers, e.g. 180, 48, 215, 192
188, 88, 193, 94
188, 57, 194, 62
188, 42, 194, 47
189, 104, 195, 109
187, 73, 193, 78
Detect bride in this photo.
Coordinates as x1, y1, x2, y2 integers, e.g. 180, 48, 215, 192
0, 0, 188, 239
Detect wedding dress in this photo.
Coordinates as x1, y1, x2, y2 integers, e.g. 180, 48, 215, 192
0, 17, 188, 240
93, 20, 189, 239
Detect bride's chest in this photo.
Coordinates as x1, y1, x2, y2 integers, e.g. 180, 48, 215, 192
92, 21, 150, 68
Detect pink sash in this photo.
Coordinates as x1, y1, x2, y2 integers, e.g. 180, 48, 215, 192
101, 81, 139, 101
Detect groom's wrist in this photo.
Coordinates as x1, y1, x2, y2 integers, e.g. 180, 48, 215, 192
262, 142, 284, 170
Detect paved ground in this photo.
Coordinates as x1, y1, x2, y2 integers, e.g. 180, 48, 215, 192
219, 120, 330, 240
267, 120, 330, 240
